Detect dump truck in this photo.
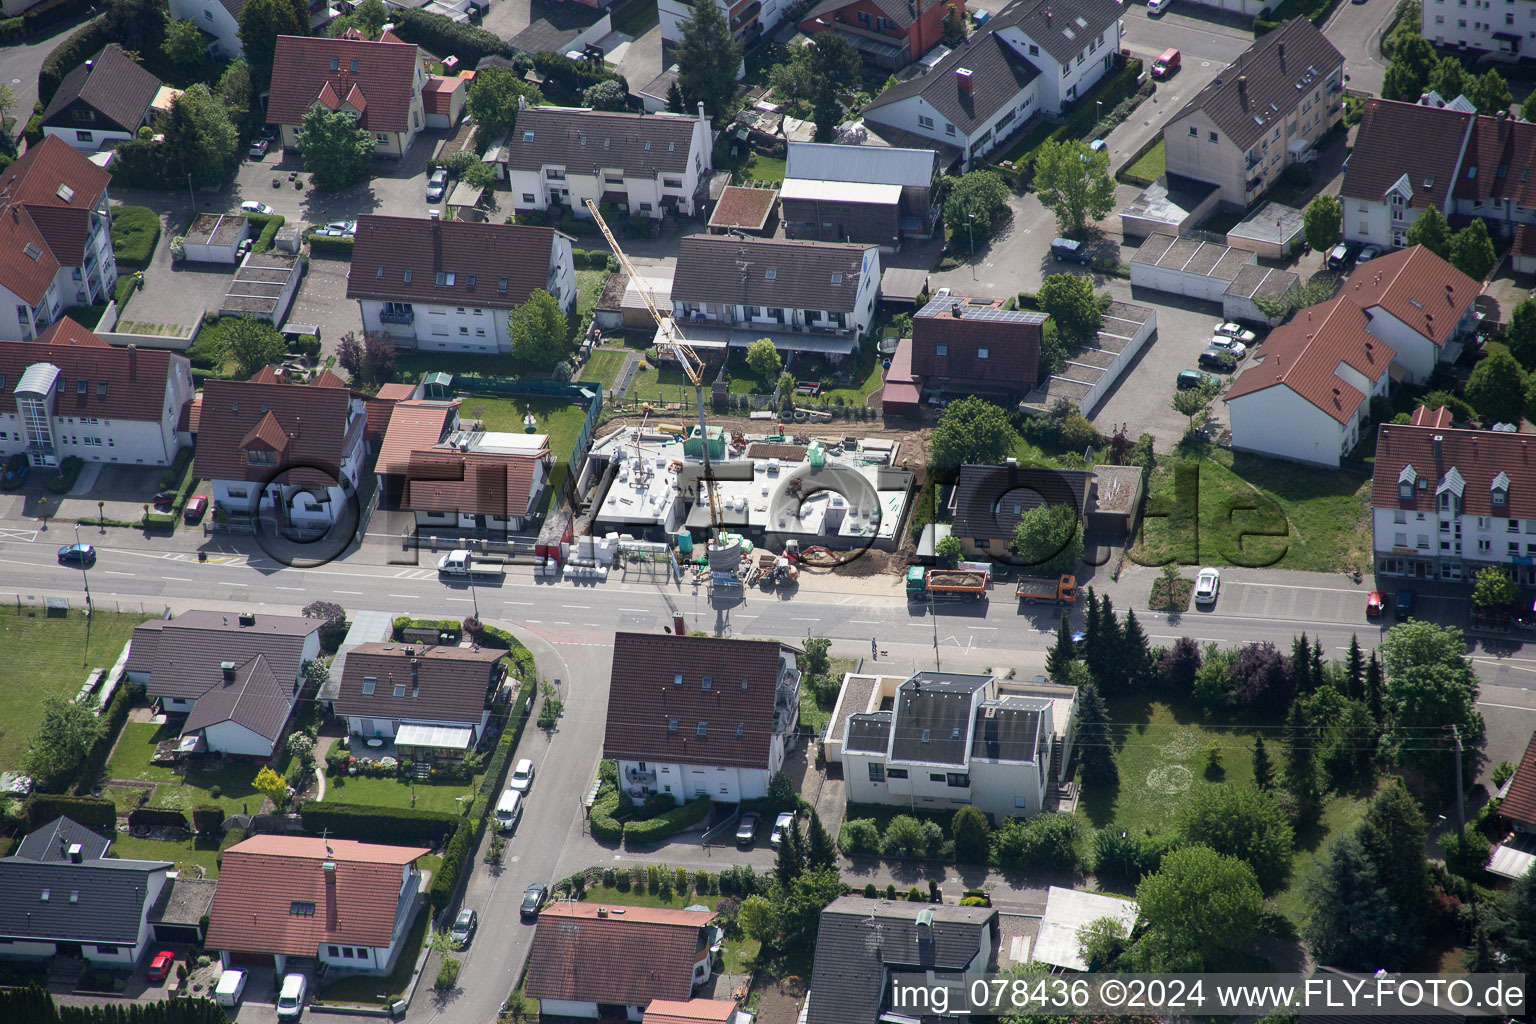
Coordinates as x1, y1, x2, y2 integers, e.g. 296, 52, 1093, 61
906, 565, 989, 601
1015, 574, 1077, 605
437, 550, 506, 579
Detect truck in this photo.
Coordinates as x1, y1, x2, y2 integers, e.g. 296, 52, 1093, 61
906, 564, 989, 601
1015, 574, 1077, 605
437, 550, 506, 579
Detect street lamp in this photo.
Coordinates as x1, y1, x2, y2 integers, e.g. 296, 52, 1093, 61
966, 213, 977, 280
1096, 100, 1103, 125
74, 523, 92, 665
97, 500, 104, 534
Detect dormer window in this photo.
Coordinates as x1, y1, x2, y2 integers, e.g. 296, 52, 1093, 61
1493, 470, 1510, 506
1398, 464, 1417, 500
673, 673, 683, 687
330, 58, 339, 71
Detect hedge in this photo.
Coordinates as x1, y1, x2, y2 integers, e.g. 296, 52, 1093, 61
246, 213, 285, 254
17, 0, 92, 35
591, 783, 623, 843
1005, 57, 1144, 179
429, 816, 475, 910
393, 8, 511, 67
26, 794, 115, 830
623, 796, 710, 847
531, 51, 624, 96
305, 232, 354, 254
128, 807, 190, 830
301, 803, 459, 845
192, 805, 224, 834
68, 684, 131, 796
39, 16, 109, 106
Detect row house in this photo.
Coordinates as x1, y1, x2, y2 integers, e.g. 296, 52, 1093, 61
1371, 414, 1536, 584
660, 0, 789, 50
499, 105, 714, 219
0, 136, 120, 341
1162, 19, 1345, 208
669, 235, 881, 360
347, 215, 576, 352
0, 319, 192, 469
267, 35, 427, 158
796, 0, 958, 70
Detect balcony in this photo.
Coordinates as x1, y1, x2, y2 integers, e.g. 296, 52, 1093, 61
626, 767, 657, 783
730, 0, 760, 29
379, 309, 415, 324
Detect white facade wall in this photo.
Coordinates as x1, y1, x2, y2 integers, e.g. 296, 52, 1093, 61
862, 88, 1039, 172
660, 0, 786, 48
318, 943, 382, 971
994, 21, 1121, 115
1361, 305, 1470, 384
0, 939, 61, 958
1424, 0, 1536, 57
169, 0, 243, 55
1128, 257, 1241, 303
1227, 384, 1356, 468
509, 120, 712, 217
163, 695, 196, 713
44, 126, 133, 153
346, 711, 491, 744
619, 758, 772, 802
1345, 194, 1421, 248
201, 718, 282, 758
538, 998, 600, 1019
0, 355, 191, 468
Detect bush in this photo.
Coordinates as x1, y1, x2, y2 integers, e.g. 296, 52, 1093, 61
109, 206, 161, 268
590, 784, 623, 843
623, 796, 710, 846
25, 794, 115, 830
46, 456, 84, 494
838, 818, 881, 855
393, 8, 511, 67
434, 955, 461, 990
128, 808, 190, 830
68, 684, 130, 795
192, 805, 224, 834
863, 882, 878, 897
39, 16, 110, 106
429, 818, 475, 910
245, 212, 285, 255
305, 232, 355, 254
993, 813, 1083, 872
301, 804, 458, 845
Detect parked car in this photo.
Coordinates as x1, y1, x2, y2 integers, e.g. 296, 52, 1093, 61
58, 543, 95, 568
1177, 369, 1216, 390
519, 882, 547, 919
770, 811, 795, 848
326, 220, 356, 236
1194, 567, 1220, 605
152, 490, 176, 507
934, 286, 952, 298
1357, 244, 1383, 263
147, 951, 174, 983
1395, 587, 1416, 621
509, 758, 535, 792
1366, 590, 1385, 617
427, 169, 448, 202
1152, 47, 1180, 78
214, 969, 247, 1007
1089, 139, 1107, 152
276, 973, 306, 1020
736, 812, 761, 847
1207, 336, 1248, 358
183, 495, 208, 524
240, 201, 274, 216
1214, 322, 1257, 345
1327, 242, 1358, 270
1050, 237, 1090, 265
248, 138, 269, 159
1198, 349, 1236, 371
450, 907, 478, 947
1147, 0, 1171, 13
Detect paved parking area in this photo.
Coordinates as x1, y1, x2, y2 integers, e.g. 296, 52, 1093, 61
232, 134, 447, 232
131, 259, 237, 335
286, 253, 362, 353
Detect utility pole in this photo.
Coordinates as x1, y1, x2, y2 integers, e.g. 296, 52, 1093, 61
930, 582, 940, 670
186, 173, 195, 212
1450, 724, 1464, 827
74, 523, 91, 666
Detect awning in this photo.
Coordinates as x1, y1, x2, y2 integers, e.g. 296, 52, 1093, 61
394, 722, 475, 749
1489, 841, 1536, 879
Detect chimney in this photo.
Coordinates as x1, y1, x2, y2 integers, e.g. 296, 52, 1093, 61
517, 94, 526, 111
1277, 41, 1285, 63
238, 612, 256, 627
221, 660, 236, 682
597, 906, 609, 917
698, 101, 708, 123
1433, 434, 1444, 462
673, 614, 685, 636
1044, 7, 1051, 24
429, 209, 441, 220
127, 343, 137, 381
1237, 76, 1247, 103
68, 843, 82, 864
323, 861, 336, 885
956, 68, 973, 96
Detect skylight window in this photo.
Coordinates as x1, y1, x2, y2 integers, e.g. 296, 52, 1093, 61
1468, 166, 1478, 179
56, 184, 73, 202
23, 243, 40, 261
436, 272, 455, 287
375, 266, 384, 278
403, 269, 412, 283
497, 277, 508, 292
830, 272, 843, 285
765, 269, 777, 280
523, 131, 534, 142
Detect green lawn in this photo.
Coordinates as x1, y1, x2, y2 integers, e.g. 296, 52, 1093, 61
105, 721, 269, 816
583, 882, 760, 973
107, 833, 223, 879
1121, 138, 1165, 184
800, 655, 858, 736
745, 154, 786, 184
0, 606, 142, 773
110, 206, 161, 268
819, 344, 885, 408
580, 349, 628, 393
1271, 788, 1372, 927
319, 908, 429, 1006
575, 268, 609, 321
106, 722, 179, 783
462, 396, 590, 468
1130, 448, 1371, 573
625, 361, 699, 404
322, 773, 478, 814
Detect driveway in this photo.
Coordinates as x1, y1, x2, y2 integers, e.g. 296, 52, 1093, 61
285, 252, 362, 355
0, 16, 94, 142
232, 134, 448, 233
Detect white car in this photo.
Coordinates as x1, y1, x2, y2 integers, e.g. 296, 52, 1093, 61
509, 757, 535, 792
1147, 0, 1171, 13
769, 811, 795, 848
1213, 322, 1257, 345
1194, 567, 1220, 605
276, 973, 306, 1019
1208, 336, 1247, 358
240, 201, 274, 216
1357, 244, 1383, 263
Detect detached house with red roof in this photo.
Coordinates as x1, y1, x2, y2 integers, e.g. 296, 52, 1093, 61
0, 319, 193, 469
206, 835, 428, 976
0, 135, 120, 341
603, 632, 801, 803
346, 215, 576, 352
267, 35, 427, 158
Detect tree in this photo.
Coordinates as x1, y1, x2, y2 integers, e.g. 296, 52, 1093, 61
1302, 833, 1408, 970
929, 395, 1018, 471
1046, 610, 1075, 684
1033, 138, 1116, 238
1037, 272, 1102, 346
1379, 621, 1484, 779
217, 59, 256, 135
1509, 296, 1536, 370
221, 316, 284, 380
161, 84, 239, 188
1468, 67, 1513, 116
767, 770, 795, 808
105, 0, 169, 55
782, 867, 846, 948
1135, 845, 1264, 971
1253, 274, 1341, 320
336, 331, 364, 378
1449, 217, 1498, 281
1012, 503, 1083, 576
1090, 593, 1122, 685
1172, 387, 1213, 435
665, 81, 685, 114
239, 0, 308, 90
1365, 650, 1384, 724
745, 337, 781, 380
1473, 565, 1519, 609
883, 814, 927, 857
1444, 822, 1491, 880
952, 805, 991, 863
301, 600, 348, 649
467, 67, 542, 148
801, 637, 831, 677
1282, 701, 1318, 806
737, 895, 779, 945
1466, 349, 1527, 424
1358, 778, 1429, 941
1426, 55, 1471, 104
297, 106, 374, 191
1303, 193, 1342, 254
1228, 641, 1293, 713
509, 289, 570, 369
1078, 916, 1131, 971
804, 809, 836, 869
1405, 206, 1451, 259
935, 534, 964, 567
1159, 636, 1202, 688
361, 332, 396, 383
1121, 608, 1150, 686
775, 818, 804, 886
944, 170, 1010, 254
253, 765, 287, 807
1074, 683, 1117, 787
1178, 786, 1294, 896
163, 17, 206, 69
1489, 862, 1536, 974
1381, 31, 1437, 103
21, 695, 103, 791
353, 0, 386, 35
582, 79, 628, 111
1252, 736, 1274, 792
459, 161, 495, 189
676, 0, 742, 122
1345, 634, 1366, 701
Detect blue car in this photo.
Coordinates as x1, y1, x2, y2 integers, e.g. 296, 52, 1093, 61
58, 543, 95, 568
1394, 588, 1416, 621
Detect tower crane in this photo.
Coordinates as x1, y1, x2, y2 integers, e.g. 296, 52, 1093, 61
583, 199, 737, 571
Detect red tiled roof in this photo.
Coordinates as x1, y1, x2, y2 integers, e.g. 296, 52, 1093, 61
376, 383, 416, 401
334, 642, 505, 727
1454, 114, 1536, 207
242, 410, 291, 452
643, 999, 739, 1024
205, 835, 426, 958
1502, 733, 1536, 826
1372, 422, 1536, 516
526, 902, 715, 1007
1516, 223, 1536, 261
1342, 244, 1482, 340
0, 319, 185, 421
267, 35, 420, 132
347, 216, 558, 309
401, 450, 547, 518
1225, 296, 1396, 423
422, 75, 464, 116
0, 136, 113, 303
1340, 99, 1474, 211
313, 367, 350, 389
1412, 404, 1453, 428
376, 401, 457, 475
193, 377, 355, 485
603, 633, 792, 770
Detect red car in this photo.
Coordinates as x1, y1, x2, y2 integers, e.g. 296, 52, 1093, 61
1366, 591, 1385, 617
147, 950, 174, 982
183, 495, 208, 524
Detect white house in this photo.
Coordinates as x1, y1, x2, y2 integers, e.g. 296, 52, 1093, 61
334, 643, 507, 760
39, 44, 163, 153
267, 35, 427, 159
497, 105, 714, 218
168, 0, 245, 56
347, 215, 576, 352
0, 817, 171, 967
1345, 244, 1481, 383
1340, 98, 1475, 249
0, 321, 193, 469
861, 0, 1123, 169
207, 836, 428, 977
1424, 0, 1536, 60
603, 632, 801, 804
0, 136, 120, 343
840, 670, 1073, 824
1225, 296, 1396, 468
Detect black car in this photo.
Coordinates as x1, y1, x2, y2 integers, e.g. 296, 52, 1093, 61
450, 907, 477, 946
1394, 588, 1416, 621
519, 882, 547, 919
58, 543, 95, 568
1198, 349, 1236, 371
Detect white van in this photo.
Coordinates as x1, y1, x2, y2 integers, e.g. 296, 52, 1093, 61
215, 969, 247, 1007
495, 789, 523, 832
276, 973, 306, 1019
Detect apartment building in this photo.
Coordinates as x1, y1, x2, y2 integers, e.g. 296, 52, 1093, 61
1423, 0, 1536, 60
267, 35, 427, 158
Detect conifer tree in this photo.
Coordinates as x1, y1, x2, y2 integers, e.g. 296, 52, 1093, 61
1253, 735, 1274, 792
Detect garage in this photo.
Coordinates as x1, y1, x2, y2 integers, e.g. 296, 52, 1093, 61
148, 876, 216, 945
1130, 232, 1298, 326
1515, 224, 1536, 275
181, 214, 252, 264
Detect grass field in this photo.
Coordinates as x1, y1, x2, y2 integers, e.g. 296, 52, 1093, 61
575, 268, 609, 321
322, 773, 478, 813
105, 722, 179, 783
319, 909, 429, 1005
109, 206, 161, 268
579, 349, 627, 393
625, 361, 699, 404
1121, 138, 1165, 183
1130, 448, 1371, 573
464, 396, 589, 465
0, 606, 142, 772
745, 154, 786, 183
105, 721, 272, 815
108, 833, 223, 879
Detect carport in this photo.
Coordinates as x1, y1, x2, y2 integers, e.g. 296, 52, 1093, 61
148, 877, 216, 944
